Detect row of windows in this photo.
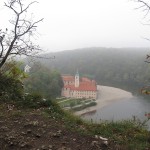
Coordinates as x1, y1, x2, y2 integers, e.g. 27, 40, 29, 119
75, 96, 95, 98
64, 88, 96, 93
70, 92, 96, 96
74, 93, 95, 95
69, 91, 96, 93
71, 90, 95, 93
64, 81, 74, 84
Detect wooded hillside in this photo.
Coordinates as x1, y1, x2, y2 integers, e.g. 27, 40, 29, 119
34, 47, 150, 94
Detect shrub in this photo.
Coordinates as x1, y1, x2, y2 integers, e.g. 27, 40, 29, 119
17, 92, 53, 109
0, 72, 24, 102
0, 61, 26, 102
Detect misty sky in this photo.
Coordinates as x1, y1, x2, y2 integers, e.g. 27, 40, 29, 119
1, 0, 150, 52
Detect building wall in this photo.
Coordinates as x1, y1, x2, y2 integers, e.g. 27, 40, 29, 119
61, 88, 70, 98
61, 75, 97, 99
63, 80, 75, 86
62, 88, 97, 99
75, 74, 79, 87
71, 90, 97, 99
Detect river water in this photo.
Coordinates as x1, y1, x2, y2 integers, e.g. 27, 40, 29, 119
82, 96, 150, 130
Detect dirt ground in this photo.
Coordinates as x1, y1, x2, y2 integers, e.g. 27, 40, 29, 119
0, 105, 125, 150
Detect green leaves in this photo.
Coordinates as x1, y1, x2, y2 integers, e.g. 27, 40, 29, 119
0, 65, 24, 102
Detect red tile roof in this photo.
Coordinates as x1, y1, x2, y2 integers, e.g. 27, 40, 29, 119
81, 77, 91, 82
64, 83, 97, 91
62, 75, 97, 91
62, 75, 74, 81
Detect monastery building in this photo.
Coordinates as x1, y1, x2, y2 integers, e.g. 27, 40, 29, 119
61, 71, 97, 99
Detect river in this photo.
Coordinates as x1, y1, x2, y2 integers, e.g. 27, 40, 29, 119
81, 87, 150, 130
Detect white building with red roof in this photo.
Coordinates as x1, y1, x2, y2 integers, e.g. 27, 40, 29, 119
61, 71, 97, 99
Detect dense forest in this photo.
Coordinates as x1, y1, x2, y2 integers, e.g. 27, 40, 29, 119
32, 47, 150, 94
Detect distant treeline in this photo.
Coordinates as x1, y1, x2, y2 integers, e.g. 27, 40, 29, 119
30, 47, 150, 94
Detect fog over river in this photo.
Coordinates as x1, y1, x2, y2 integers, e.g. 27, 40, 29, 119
76, 86, 150, 130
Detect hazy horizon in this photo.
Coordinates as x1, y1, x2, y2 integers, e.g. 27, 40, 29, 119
40, 46, 150, 54
1, 0, 150, 52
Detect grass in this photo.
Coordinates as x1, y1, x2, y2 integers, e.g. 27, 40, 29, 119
58, 98, 82, 105
71, 101, 97, 111
57, 98, 97, 111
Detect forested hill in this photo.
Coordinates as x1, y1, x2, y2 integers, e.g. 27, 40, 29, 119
35, 47, 150, 94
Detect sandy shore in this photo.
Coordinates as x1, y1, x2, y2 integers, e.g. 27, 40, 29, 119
75, 85, 133, 116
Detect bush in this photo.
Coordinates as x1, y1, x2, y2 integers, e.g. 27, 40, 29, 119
16, 92, 53, 109
0, 72, 24, 102
0, 61, 26, 102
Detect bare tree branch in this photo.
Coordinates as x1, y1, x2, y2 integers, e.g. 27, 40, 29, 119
0, 0, 43, 69
0, 35, 5, 58
137, 0, 150, 10
134, 0, 150, 18
18, 18, 44, 37
134, 0, 150, 64
21, 1, 38, 14
23, 54, 55, 60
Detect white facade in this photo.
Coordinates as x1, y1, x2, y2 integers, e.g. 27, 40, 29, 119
75, 71, 79, 87
24, 65, 31, 73
61, 73, 97, 99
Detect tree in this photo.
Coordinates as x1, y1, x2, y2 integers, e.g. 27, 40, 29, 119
134, 1, 150, 94
24, 62, 64, 98
135, 0, 150, 18
0, 0, 43, 69
0, 61, 25, 102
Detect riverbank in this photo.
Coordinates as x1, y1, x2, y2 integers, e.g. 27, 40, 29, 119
75, 85, 133, 116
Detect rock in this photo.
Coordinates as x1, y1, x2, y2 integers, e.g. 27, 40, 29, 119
48, 132, 53, 136
57, 147, 71, 150
72, 138, 76, 141
1, 126, 9, 131
99, 136, 109, 146
9, 141, 15, 146
41, 145, 47, 150
91, 141, 99, 146
42, 130, 46, 134
32, 121, 39, 126
52, 131, 62, 138
19, 141, 31, 148
27, 129, 32, 134
43, 124, 47, 127
57, 130, 62, 135
20, 143, 26, 148
7, 135, 15, 140
48, 145, 53, 149
95, 135, 99, 139
103, 140, 108, 146
61, 141, 68, 146
35, 133, 41, 138
53, 133, 60, 137
99, 136, 108, 141
14, 120, 19, 123
21, 132, 26, 135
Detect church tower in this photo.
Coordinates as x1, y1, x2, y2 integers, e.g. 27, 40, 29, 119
75, 70, 79, 87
